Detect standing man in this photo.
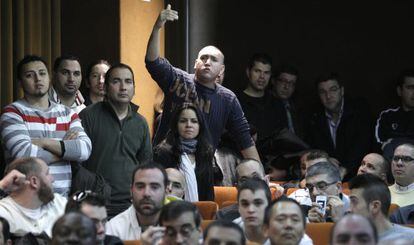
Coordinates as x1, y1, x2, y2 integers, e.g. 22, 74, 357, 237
80, 63, 152, 217
376, 69, 414, 158
0, 55, 91, 196
270, 64, 303, 137
50, 55, 86, 113
237, 53, 280, 143
305, 72, 373, 180
105, 163, 167, 240
145, 5, 260, 161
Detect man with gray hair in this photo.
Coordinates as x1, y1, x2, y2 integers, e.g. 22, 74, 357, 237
290, 161, 349, 222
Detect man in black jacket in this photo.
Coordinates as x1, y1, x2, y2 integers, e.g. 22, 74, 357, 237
305, 73, 373, 180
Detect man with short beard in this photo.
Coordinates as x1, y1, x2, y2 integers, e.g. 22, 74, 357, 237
106, 163, 168, 240
0, 157, 67, 238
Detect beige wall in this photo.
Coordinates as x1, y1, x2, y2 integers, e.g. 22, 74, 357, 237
120, 0, 164, 135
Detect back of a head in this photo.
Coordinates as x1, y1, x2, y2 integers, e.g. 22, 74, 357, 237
65, 190, 105, 213
304, 149, 329, 161
349, 174, 391, 216
237, 178, 271, 204
306, 161, 341, 182
159, 201, 201, 228
236, 158, 265, 181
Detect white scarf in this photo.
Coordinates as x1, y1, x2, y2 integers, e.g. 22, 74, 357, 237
180, 153, 199, 202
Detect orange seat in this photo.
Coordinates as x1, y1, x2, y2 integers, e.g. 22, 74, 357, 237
201, 219, 214, 230
124, 240, 141, 245
388, 203, 400, 216
221, 200, 237, 209
214, 186, 238, 208
194, 201, 218, 220
342, 182, 349, 189
306, 222, 334, 245
286, 187, 299, 196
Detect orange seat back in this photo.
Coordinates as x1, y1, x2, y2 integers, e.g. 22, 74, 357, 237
194, 201, 218, 220
214, 186, 238, 208
388, 203, 400, 216
286, 187, 299, 196
201, 219, 214, 230
305, 222, 334, 245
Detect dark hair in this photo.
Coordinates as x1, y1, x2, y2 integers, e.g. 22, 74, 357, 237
159, 201, 201, 228
51, 212, 96, 244
65, 191, 106, 213
306, 161, 341, 182
85, 59, 110, 81
235, 158, 265, 182
396, 69, 414, 87
315, 72, 343, 88
16, 55, 48, 80
104, 63, 135, 86
303, 149, 329, 162
264, 196, 305, 227
273, 64, 299, 79
160, 103, 214, 182
5, 157, 42, 177
247, 53, 272, 70
330, 213, 378, 244
349, 174, 390, 216
53, 55, 81, 72
203, 220, 246, 245
131, 162, 168, 189
0, 217, 11, 242
237, 178, 271, 204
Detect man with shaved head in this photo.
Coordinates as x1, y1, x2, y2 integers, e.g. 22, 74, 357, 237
146, 4, 259, 161
357, 153, 390, 184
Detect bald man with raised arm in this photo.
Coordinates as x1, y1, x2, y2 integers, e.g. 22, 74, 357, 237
145, 5, 260, 161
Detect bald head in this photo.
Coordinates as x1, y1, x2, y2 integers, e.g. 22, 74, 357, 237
165, 168, 186, 199
236, 159, 265, 185
357, 153, 388, 182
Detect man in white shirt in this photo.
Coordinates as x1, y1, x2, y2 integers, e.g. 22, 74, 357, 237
105, 163, 168, 240
0, 157, 67, 237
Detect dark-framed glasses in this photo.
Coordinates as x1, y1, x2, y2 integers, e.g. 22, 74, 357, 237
392, 155, 414, 164
306, 180, 337, 192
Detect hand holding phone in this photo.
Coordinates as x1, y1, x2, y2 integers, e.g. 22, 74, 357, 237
315, 195, 327, 216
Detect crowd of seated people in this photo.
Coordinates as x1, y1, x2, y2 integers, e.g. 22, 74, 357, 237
1, 3, 414, 245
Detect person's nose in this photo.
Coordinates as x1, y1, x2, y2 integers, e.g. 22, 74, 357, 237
175, 232, 185, 244
99, 75, 105, 84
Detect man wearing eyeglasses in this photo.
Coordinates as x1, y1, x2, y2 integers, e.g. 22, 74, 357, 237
389, 143, 414, 207
65, 191, 123, 245
158, 201, 202, 245
305, 72, 373, 181
305, 162, 350, 223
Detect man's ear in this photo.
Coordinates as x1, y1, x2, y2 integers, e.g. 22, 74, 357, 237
369, 200, 381, 216
29, 176, 39, 189
245, 67, 250, 80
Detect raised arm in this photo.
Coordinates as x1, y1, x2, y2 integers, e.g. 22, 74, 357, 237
145, 4, 178, 62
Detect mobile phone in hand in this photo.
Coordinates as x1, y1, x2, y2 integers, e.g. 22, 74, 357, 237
315, 195, 327, 216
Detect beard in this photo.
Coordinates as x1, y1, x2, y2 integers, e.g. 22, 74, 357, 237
133, 197, 163, 216
38, 179, 54, 204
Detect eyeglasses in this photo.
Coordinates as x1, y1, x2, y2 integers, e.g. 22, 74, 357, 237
392, 155, 414, 164
165, 224, 196, 238
306, 180, 337, 193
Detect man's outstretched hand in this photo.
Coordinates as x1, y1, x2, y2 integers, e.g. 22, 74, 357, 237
155, 4, 179, 29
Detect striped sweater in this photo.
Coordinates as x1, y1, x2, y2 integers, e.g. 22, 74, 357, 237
0, 99, 92, 196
